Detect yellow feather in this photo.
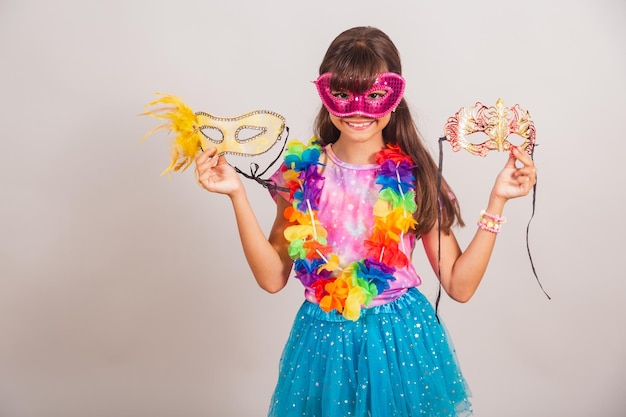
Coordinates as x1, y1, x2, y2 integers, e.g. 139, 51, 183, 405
140, 93, 206, 175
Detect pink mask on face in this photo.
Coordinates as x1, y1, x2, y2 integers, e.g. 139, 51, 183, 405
314, 72, 406, 119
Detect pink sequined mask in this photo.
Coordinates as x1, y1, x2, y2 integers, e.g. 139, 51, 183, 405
314, 72, 406, 119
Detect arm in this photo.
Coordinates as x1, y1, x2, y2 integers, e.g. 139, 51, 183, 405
421, 146, 537, 303
195, 148, 293, 293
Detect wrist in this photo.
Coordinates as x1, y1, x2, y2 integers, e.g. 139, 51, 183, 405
486, 191, 506, 215
476, 209, 507, 234
228, 186, 249, 204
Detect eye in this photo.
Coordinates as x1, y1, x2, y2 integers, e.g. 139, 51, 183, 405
506, 133, 529, 148
331, 91, 350, 100
200, 126, 224, 142
367, 90, 387, 99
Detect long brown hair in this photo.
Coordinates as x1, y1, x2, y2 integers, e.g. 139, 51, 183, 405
314, 26, 464, 235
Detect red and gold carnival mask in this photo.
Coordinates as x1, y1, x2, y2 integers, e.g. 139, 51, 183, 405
443, 98, 535, 156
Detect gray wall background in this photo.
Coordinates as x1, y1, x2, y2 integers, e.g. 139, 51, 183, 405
1, 0, 625, 416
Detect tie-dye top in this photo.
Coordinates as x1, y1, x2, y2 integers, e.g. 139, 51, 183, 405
269, 144, 422, 306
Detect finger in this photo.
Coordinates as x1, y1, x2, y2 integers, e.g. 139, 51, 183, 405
195, 147, 218, 165
512, 165, 536, 177
215, 154, 230, 167
511, 173, 536, 191
522, 175, 535, 191
511, 145, 534, 167
518, 171, 537, 188
504, 150, 518, 169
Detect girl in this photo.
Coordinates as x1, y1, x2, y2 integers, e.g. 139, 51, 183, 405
195, 26, 537, 417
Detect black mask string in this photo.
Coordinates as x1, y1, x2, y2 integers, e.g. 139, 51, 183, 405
434, 137, 446, 321
234, 126, 291, 192
525, 147, 551, 300
435, 137, 550, 318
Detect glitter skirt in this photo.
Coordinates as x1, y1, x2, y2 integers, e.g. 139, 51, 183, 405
268, 288, 472, 417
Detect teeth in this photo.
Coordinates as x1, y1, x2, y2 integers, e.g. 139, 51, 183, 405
347, 121, 372, 128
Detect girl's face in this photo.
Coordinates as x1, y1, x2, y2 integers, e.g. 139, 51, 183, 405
319, 71, 399, 148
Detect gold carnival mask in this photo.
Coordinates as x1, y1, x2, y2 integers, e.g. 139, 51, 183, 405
141, 93, 286, 175
443, 98, 535, 157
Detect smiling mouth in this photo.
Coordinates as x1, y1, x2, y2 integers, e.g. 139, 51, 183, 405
345, 120, 374, 129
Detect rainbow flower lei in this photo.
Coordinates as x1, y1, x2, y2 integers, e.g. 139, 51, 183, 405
281, 138, 418, 321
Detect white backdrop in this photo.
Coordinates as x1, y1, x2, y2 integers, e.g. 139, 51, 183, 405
1, 1, 625, 416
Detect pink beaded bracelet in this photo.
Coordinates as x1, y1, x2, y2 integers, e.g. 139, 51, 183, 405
477, 210, 507, 234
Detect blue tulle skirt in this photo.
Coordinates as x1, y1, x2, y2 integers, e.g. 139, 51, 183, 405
268, 288, 472, 417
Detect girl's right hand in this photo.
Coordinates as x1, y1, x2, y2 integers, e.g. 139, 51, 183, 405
194, 147, 244, 197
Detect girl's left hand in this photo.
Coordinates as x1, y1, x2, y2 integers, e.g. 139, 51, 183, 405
491, 146, 537, 202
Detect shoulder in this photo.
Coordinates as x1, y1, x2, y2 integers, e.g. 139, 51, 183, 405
267, 163, 291, 203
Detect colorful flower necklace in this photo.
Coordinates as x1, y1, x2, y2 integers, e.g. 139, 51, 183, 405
281, 138, 418, 321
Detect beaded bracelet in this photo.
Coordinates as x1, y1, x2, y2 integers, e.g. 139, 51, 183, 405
477, 210, 507, 234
